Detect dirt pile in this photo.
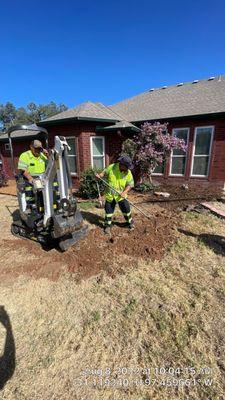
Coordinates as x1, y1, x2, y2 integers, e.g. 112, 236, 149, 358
130, 184, 222, 212
1, 211, 178, 282
67, 212, 178, 278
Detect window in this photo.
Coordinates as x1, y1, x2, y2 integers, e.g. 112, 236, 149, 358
91, 136, 105, 169
191, 126, 214, 177
170, 128, 189, 176
5, 143, 10, 151
66, 137, 77, 174
152, 163, 165, 175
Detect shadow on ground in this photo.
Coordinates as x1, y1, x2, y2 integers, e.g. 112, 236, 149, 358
179, 228, 225, 256
81, 210, 129, 229
81, 210, 104, 227
0, 306, 16, 391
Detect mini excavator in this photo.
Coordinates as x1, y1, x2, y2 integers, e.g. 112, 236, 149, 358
7, 125, 88, 251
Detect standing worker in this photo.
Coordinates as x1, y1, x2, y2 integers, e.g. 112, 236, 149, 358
96, 155, 134, 234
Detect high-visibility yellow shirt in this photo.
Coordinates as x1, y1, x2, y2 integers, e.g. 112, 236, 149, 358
18, 150, 47, 175
103, 163, 134, 202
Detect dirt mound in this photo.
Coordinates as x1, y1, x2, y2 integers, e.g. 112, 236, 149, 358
1, 211, 178, 282
130, 184, 222, 212
67, 213, 177, 276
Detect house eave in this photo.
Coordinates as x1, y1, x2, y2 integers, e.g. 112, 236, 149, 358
96, 126, 141, 133
130, 111, 225, 124
0, 132, 45, 142
39, 116, 119, 127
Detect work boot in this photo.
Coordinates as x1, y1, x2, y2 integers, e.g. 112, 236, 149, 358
104, 226, 111, 235
128, 221, 134, 230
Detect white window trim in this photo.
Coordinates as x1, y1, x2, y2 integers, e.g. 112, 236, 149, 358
5, 143, 10, 151
169, 128, 190, 177
152, 162, 165, 176
190, 126, 214, 178
90, 136, 105, 169
66, 136, 78, 176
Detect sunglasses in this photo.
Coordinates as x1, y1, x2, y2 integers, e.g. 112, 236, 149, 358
33, 147, 42, 151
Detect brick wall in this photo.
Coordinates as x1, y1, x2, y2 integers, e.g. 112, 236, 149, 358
148, 116, 225, 189
45, 122, 125, 188
1, 116, 225, 191
0, 122, 123, 184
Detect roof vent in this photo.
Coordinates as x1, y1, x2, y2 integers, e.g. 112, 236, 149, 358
177, 82, 183, 86
162, 86, 167, 89
149, 88, 155, 92
208, 76, 215, 80
192, 80, 199, 84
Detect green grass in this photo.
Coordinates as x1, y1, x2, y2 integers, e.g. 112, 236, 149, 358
123, 297, 138, 317
78, 200, 98, 210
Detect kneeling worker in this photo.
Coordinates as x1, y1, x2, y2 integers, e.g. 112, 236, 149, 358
96, 155, 134, 234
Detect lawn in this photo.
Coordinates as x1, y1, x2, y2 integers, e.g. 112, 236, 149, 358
0, 194, 224, 399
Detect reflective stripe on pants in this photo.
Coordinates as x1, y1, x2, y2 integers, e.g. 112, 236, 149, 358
104, 198, 132, 227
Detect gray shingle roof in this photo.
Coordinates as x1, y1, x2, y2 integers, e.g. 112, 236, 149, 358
42, 101, 123, 123
38, 76, 225, 127
110, 75, 225, 122
100, 120, 141, 132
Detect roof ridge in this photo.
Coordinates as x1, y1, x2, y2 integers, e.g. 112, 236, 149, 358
94, 102, 127, 121
146, 74, 225, 92
71, 101, 115, 117
111, 74, 225, 107
41, 100, 121, 123
72, 100, 95, 110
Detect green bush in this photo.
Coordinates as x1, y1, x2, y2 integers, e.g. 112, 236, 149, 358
78, 167, 105, 199
134, 182, 154, 192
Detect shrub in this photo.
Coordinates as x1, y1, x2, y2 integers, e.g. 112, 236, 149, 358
134, 181, 154, 192
78, 167, 105, 199
122, 122, 187, 182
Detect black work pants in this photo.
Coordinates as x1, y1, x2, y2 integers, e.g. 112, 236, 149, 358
104, 198, 132, 227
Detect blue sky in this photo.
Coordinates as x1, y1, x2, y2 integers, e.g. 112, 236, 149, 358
1, 0, 225, 108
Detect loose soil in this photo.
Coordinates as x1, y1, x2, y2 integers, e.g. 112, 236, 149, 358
1, 181, 220, 283
0, 180, 17, 196
130, 183, 222, 211
133, 182, 222, 201
0, 194, 178, 282
67, 211, 177, 279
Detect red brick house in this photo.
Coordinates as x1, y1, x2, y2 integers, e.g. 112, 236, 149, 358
1, 75, 225, 190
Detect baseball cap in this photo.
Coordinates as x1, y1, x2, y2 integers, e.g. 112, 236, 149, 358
32, 140, 43, 149
117, 155, 134, 169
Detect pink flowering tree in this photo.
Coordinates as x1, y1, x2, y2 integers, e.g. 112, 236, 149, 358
122, 122, 187, 183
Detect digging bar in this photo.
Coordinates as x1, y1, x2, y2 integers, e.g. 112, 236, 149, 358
97, 176, 153, 220
96, 181, 103, 208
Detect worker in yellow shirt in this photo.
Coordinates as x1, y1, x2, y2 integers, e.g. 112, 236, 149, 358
18, 139, 48, 184
96, 155, 134, 234
18, 140, 49, 208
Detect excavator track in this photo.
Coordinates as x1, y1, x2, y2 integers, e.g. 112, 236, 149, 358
11, 220, 49, 245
